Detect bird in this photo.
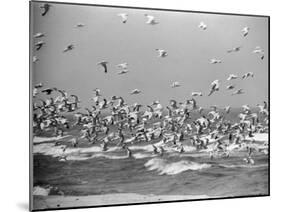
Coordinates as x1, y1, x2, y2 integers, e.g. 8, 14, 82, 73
33, 32, 45, 38
144, 14, 159, 25
232, 89, 244, 95
118, 69, 129, 75
35, 41, 45, 51
208, 80, 220, 96
76, 23, 85, 27
227, 74, 238, 81
40, 3, 51, 16
97, 61, 109, 73
171, 82, 180, 88
242, 72, 254, 79
156, 49, 168, 58
198, 22, 207, 30
130, 89, 141, 95
33, 56, 39, 63
227, 46, 242, 53
191, 92, 203, 97
63, 44, 74, 53
34, 83, 43, 88
116, 63, 128, 69
117, 13, 128, 23
226, 85, 235, 90
224, 106, 231, 114
242, 26, 250, 37
253, 46, 265, 60
210, 59, 222, 64
42, 88, 56, 95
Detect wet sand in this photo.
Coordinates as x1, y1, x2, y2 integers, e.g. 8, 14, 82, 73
33, 193, 212, 210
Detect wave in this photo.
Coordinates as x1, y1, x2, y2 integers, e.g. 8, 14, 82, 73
33, 186, 51, 196
144, 158, 211, 175
33, 135, 71, 144
219, 163, 268, 169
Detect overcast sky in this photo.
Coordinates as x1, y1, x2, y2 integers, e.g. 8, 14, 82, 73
31, 2, 268, 108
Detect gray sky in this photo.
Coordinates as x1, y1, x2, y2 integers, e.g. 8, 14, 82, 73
31, 2, 268, 108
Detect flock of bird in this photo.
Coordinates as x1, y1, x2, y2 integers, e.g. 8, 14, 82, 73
33, 3, 268, 165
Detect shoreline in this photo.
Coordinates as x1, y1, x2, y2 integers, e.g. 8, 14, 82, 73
33, 193, 213, 210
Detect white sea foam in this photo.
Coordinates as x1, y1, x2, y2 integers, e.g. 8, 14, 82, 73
144, 158, 211, 175
33, 135, 71, 144
33, 186, 51, 196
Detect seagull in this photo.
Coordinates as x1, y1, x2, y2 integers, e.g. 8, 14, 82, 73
191, 92, 203, 97
242, 72, 254, 79
232, 89, 244, 95
156, 49, 168, 58
208, 80, 220, 96
242, 26, 250, 37
227, 46, 242, 53
130, 89, 141, 95
171, 81, 180, 88
227, 74, 238, 81
97, 61, 109, 73
33, 56, 39, 63
33, 32, 45, 38
118, 69, 129, 75
198, 22, 207, 30
224, 106, 231, 114
34, 83, 43, 88
117, 13, 128, 23
76, 23, 85, 27
116, 63, 128, 69
40, 3, 51, 16
253, 46, 265, 60
42, 88, 56, 95
144, 14, 159, 25
63, 44, 74, 52
226, 85, 235, 90
210, 59, 222, 64
35, 41, 45, 51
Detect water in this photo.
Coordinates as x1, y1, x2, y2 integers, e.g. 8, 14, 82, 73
33, 144, 268, 198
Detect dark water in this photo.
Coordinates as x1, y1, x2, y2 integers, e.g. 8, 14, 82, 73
33, 109, 268, 199
33, 152, 268, 198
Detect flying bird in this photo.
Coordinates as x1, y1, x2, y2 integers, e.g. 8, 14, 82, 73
118, 69, 129, 75
156, 49, 168, 58
227, 74, 238, 81
97, 61, 109, 73
35, 41, 45, 51
130, 89, 141, 95
144, 14, 159, 25
198, 22, 207, 30
242, 26, 250, 37
76, 23, 85, 27
232, 89, 244, 95
210, 59, 222, 64
117, 13, 128, 23
34, 83, 43, 88
224, 106, 231, 114
42, 88, 56, 95
33, 56, 39, 63
242, 72, 254, 79
208, 80, 220, 96
116, 63, 128, 69
226, 85, 235, 90
63, 44, 74, 52
33, 32, 45, 38
40, 3, 51, 16
253, 46, 265, 60
191, 92, 203, 97
171, 82, 180, 88
227, 46, 242, 53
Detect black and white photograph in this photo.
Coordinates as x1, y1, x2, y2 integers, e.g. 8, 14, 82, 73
30, 1, 269, 211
